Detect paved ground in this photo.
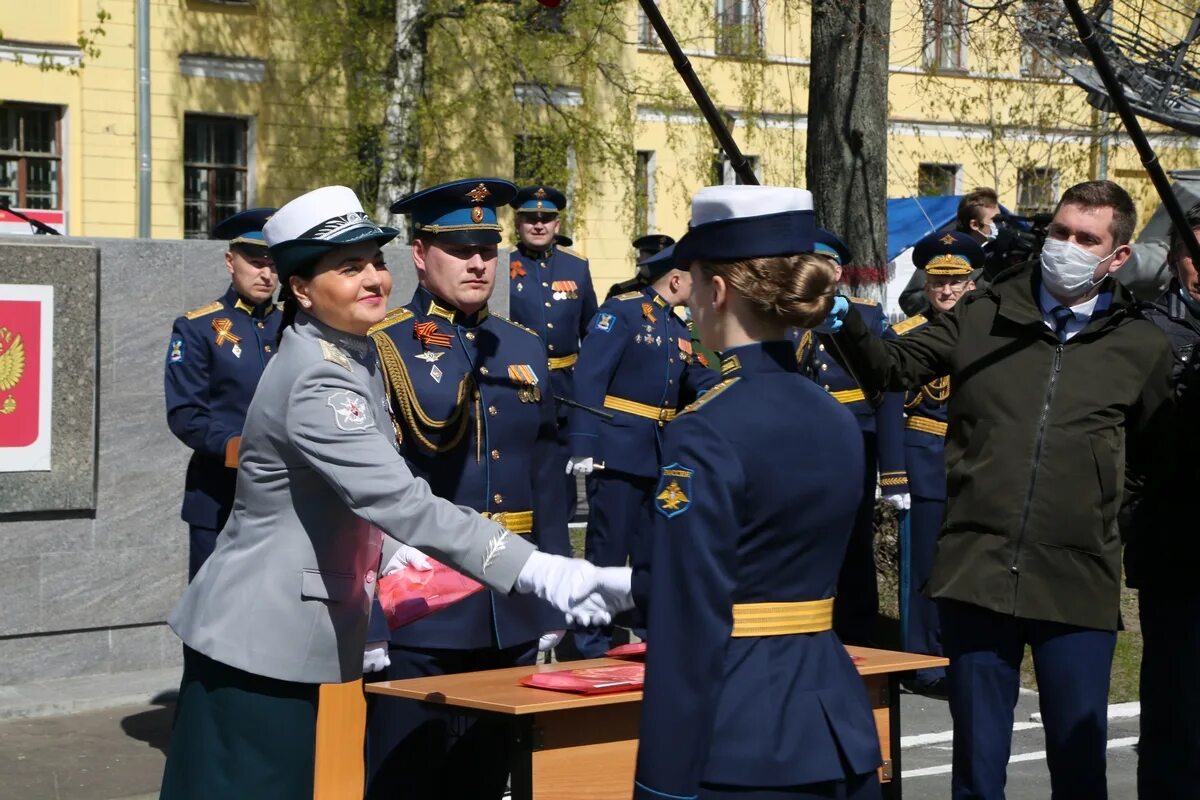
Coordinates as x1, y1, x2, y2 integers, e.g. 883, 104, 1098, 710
0, 679, 1142, 800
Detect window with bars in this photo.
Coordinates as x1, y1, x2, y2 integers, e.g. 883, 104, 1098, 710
634, 151, 654, 238
712, 153, 761, 185
1017, 166, 1058, 215
184, 114, 248, 239
638, 1, 661, 48
923, 0, 967, 72
918, 163, 960, 196
0, 103, 63, 211
715, 0, 764, 56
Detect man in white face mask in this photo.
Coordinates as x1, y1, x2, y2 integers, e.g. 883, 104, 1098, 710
816, 179, 1174, 800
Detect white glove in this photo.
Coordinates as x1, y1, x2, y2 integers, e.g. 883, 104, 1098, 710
382, 543, 433, 576
566, 456, 594, 476
538, 630, 566, 653
882, 493, 911, 512
565, 567, 636, 627
514, 550, 599, 614
363, 640, 390, 673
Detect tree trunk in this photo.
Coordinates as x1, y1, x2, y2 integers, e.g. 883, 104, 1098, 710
376, 0, 427, 227
807, 0, 892, 303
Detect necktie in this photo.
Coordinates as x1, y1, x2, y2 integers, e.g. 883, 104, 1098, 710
1051, 306, 1073, 344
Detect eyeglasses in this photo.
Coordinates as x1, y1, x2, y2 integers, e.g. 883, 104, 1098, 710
927, 279, 970, 293
523, 214, 558, 224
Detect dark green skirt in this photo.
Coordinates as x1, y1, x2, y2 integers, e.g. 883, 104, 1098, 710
159, 646, 320, 800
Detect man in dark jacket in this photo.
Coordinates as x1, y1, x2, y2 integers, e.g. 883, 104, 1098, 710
821, 180, 1174, 799
1125, 201, 1200, 799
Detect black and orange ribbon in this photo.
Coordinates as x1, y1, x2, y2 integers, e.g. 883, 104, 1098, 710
641, 303, 657, 323
510, 261, 527, 279
211, 318, 241, 347
413, 320, 453, 349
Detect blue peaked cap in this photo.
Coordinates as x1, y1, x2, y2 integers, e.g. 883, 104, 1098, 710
391, 178, 518, 246
212, 207, 276, 248
511, 185, 566, 214
813, 228, 851, 265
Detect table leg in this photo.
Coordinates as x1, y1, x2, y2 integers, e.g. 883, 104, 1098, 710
883, 674, 903, 800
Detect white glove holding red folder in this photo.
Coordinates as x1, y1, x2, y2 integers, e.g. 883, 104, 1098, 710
383, 543, 433, 576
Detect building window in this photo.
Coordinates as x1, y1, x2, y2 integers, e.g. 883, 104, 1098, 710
715, 0, 764, 56
513, 133, 569, 192
1017, 166, 1058, 215
713, 153, 761, 185
0, 103, 63, 211
638, 1, 661, 48
924, 0, 967, 72
634, 151, 655, 237
917, 163, 960, 196
1020, 45, 1059, 79
184, 114, 248, 239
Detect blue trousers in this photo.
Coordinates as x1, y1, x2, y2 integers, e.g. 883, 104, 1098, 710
939, 600, 1115, 800
833, 433, 878, 646
698, 772, 881, 799
187, 525, 221, 583
903, 497, 945, 685
574, 469, 654, 658
1138, 585, 1200, 798
365, 642, 535, 800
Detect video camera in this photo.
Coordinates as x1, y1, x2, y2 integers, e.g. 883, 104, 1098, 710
984, 212, 1052, 278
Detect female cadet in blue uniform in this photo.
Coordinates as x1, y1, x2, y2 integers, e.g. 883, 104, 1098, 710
634, 185, 882, 800
794, 237, 907, 646
507, 185, 597, 518
364, 179, 572, 799
164, 208, 281, 580
158, 185, 629, 800
567, 246, 720, 657
892, 231, 982, 695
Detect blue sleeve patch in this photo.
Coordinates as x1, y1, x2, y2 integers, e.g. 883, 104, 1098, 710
592, 311, 616, 333
655, 462, 694, 518
167, 337, 185, 364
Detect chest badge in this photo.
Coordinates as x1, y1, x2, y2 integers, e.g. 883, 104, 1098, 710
642, 303, 657, 324
655, 463, 694, 519
508, 364, 542, 403
231, 343, 242, 359
211, 318, 242, 349
430, 364, 444, 383
415, 351, 444, 364
552, 280, 579, 301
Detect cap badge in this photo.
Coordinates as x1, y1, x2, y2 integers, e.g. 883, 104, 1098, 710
940, 234, 956, 245
534, 188, 547, 200
471, 206, 484, 224
466, 183, 491, 203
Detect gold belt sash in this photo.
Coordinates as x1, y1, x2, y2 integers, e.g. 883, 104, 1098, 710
730, 598, 835, 637
830, 388, 865, 404
906, 416, 948, 437
548, 353, 578, 370
603, 395, 677, 423
480, 510, 533, 535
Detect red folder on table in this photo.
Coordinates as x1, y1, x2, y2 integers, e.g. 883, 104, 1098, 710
377, 559, 486, 629
520, 663, 645, 695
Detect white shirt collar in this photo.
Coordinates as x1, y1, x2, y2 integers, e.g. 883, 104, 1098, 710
1038, 283, 1100, 321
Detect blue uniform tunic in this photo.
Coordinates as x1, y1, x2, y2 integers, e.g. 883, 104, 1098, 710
634, 341, 882, 800
567, 286, 719, 655
164, 285, 281, 579
893, 312, 948, 685
795, 298, 907, 645
364, 286, 571, 800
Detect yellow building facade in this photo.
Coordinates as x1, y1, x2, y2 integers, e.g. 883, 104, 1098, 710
2, 0, 1196, 292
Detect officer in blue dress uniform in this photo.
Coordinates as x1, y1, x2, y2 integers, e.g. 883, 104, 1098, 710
164, 208, 280, 580
568, 244, 719, 657
508, 186, 598, 520
795, 234, 907, 645
634, 184, 881, 800
892, 231, 982, 694
364, 179, 571, 800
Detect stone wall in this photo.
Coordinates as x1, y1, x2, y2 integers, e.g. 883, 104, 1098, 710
0, 235, 508, 686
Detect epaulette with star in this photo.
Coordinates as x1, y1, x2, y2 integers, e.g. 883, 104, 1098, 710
367, 307, 415, 335
493, 313, 539, 339
891, 314, 927, 336
183, 301, 223, 320
613, 291, 645, 301
677, 378, 739, 417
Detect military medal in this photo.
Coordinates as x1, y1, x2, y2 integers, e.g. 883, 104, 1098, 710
415, 351, 444, 363
430, 364, 443, 383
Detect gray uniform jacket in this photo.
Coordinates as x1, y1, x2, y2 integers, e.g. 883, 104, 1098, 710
168, 313, 536, 684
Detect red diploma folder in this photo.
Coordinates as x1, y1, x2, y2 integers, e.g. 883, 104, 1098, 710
378, 559, 486, 629
520, 663, 645, 695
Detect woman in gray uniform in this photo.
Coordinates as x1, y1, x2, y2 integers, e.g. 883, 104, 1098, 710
159, 186, 630, 800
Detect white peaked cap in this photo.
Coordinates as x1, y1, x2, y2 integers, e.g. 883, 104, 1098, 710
263, 185, 368, 247
690, 185, 815, 226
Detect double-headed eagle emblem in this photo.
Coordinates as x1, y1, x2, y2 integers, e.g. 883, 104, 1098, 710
0, 327, 25, 415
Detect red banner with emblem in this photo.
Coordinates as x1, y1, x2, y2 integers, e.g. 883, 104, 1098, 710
0, 300, 40, 448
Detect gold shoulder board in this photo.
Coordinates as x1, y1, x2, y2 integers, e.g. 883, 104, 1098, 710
849, 296, 879, 307
493, 314, 539, 338
183, 301, 224, 320
558, 246, 587, 260
319, 339, 352, 371
678, 377, 739, 417
367, 307, 414, 335
891, 314, 927, 336
614, 291, 644, 301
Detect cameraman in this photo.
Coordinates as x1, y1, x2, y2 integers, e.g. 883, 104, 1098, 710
899, 188, 1001, 316
1124, 201, 1200, 798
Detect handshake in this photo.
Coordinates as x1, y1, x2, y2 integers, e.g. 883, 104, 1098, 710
384, 544, 634, 628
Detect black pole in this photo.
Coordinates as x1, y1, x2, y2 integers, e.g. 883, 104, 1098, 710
0, 201, 60, 235
1062, 0, 1200, 267
638, 0, 759, 186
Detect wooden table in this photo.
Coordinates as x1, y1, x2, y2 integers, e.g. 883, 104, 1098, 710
345, 646, 948, 800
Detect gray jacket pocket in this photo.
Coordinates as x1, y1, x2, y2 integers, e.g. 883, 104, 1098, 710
300, 569, 356, 602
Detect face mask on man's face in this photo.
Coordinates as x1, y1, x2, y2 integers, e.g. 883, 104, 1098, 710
1039, 237, 1116, 298
985, 222, 999, 241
